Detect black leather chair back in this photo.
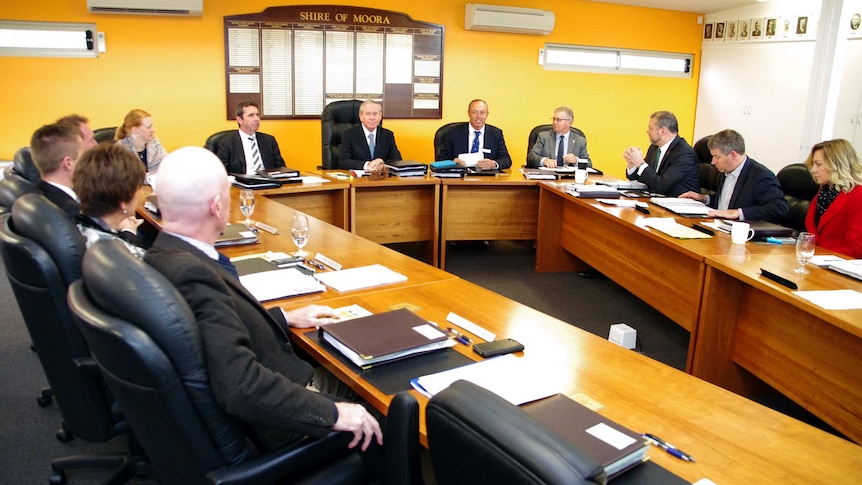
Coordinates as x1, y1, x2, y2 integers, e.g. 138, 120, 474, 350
93, 127, 117, 144
777, 163, 819, 232
427, 380, 606, 485
0, 173, 39, 214
433, 122, 467, 161
70, 239, 421, 484
205, 130, 236, 155
321, 100, 382, 169
13, 146, 42, 184
527, 124, 587, 154
693, 136, 721, 195
0, 194, 115, 442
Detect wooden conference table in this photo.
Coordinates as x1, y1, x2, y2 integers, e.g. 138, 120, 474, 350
142, 186, 862, 483
535, 180, 862, 444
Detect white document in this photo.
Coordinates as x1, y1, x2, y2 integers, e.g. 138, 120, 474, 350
810, 255, 847, 267
457, 152, 483, 167
314, 264, 407, 292
643, 218, 712, 239
299, 175, 331, 184
650, 197, 711, 216
595, 179, 649, 190
238, 268, 325, 301
793, 290, 862, 310
410, 354, 558, 405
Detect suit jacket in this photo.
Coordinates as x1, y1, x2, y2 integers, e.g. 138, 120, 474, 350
805, 185, 862, 258
217, 131, 286, 174
627, 136, 699, 197
526, 129, 591, 168
37, 180, 79, 218
437, 123, 513, 169
144, 232, 336, 443
709, 157, 789, 224
338, 125, 402, 170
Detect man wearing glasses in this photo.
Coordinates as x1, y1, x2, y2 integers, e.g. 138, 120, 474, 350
527, 106, 591, 168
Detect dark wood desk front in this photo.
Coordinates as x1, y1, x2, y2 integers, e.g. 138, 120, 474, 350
281, 278, 862, 484
253, 174, 349, 229
694, 253, 862, 443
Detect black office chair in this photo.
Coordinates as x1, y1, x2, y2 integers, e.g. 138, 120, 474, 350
777, 163, 819, 232
0, 172, 39, 214
204, 130, 236, 156
93, 126, 118, 144
693, 136, 721, 195
69, 238, 422, 485
526, 124, 588, 166
13, 146, 42, 184
0, 194, 144, 484
433, 122, 467, 161
426, 380, 606, 485
321, 99, 382, 170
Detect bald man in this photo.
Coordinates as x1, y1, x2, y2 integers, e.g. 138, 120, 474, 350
144, 147, 382, 451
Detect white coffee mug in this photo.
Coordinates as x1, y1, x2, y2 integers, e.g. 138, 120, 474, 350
730, 221, 755, 244
574, 168, 588, 184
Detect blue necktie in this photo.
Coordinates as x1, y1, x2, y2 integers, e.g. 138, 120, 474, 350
556, 135, 565, 165
471, 130, 480, 153
368, 133, 375, 159
217, 253, 239, 279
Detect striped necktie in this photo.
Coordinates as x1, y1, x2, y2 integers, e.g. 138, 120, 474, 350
248, 136, 263, 172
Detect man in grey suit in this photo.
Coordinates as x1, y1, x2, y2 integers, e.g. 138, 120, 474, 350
526, 106, 591, 168
145, 147, 382, 451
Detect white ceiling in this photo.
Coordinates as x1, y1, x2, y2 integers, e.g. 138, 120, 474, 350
588, 0, 763, 14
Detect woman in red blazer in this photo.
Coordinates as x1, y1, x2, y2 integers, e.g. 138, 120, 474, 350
804, 139, 862, 258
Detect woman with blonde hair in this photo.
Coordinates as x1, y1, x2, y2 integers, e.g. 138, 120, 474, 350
115, 108, 168, 172
804, 138, 862, 257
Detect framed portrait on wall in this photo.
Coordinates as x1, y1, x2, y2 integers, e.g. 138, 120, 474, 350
765, 18, 777, 38
851, 12, 862, 37
796, 16, 809, 35
703, 22, 713, 41
751, 18, 763, 39
780, 17, 794, 38
739, 19, 750, 40
715, 21, 725, 40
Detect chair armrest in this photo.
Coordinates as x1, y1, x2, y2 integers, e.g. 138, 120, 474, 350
73, 356, 100, 377
206, 431, 355, 485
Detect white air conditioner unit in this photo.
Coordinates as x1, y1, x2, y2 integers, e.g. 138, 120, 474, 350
87, 0, 202, 16
465, 4, 555, 35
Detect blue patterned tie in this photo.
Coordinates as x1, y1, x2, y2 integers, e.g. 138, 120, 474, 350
368, 133, 375, 158
471, 130, 480, 153
217, 253, 239, 279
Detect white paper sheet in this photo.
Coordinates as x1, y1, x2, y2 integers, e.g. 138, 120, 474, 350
793, 290, 862, 310
314, 264, 407, 292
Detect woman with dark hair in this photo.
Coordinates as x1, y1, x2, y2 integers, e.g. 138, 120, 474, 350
73, 143, 148, 257
804, 139, 862, 258
115, 108, 168, 172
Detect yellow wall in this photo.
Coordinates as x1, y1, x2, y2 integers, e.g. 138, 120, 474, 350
0, 1, 702, 177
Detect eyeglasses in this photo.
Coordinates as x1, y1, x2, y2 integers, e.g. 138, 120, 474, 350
552, 117, 572, 122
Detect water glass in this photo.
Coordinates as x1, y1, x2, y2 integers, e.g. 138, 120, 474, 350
239, 189, 255, 225
291, 214, 310, 256
794, 232, 815, 274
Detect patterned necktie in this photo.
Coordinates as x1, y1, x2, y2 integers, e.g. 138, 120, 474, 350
248, 136, 263, 172
217, 253, 239, 279
368, 133, 375, 158
717, 172, 735, 210
654, 148, 662, 173
471, 130, 481, 153
556, 134, 565, 165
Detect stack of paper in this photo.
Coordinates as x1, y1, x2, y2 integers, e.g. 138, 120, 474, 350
520, 168, 557, 180
565, 184, 620, 199
239, 267, 325, 301
314, 264, 407, 292
410, 354, 558, 405
826, 259, 862, 281
649, 197, 710, 216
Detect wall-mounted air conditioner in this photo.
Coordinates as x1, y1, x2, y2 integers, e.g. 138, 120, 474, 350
465, 4, 555, 35
87, 0, 202, 16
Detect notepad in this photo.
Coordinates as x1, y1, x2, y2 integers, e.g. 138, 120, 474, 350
314, 264, 407, 292
238, 267, 325, 301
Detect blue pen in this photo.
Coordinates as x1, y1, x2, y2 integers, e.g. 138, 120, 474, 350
642, 433, 696, 462
447, 327, 473, 345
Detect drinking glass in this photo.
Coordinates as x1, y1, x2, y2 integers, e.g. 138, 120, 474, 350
291, 214, 310, 256
239, 189, 255, 226
794, 232, 815, 274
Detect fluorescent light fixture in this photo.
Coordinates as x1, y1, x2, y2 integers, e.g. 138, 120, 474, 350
0, 20, 97, 57
542, 43, 692, 78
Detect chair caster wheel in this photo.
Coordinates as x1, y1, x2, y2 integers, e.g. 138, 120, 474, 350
37, 394, 53, 407
49, 471, 66, 485
55, 426, 73, 443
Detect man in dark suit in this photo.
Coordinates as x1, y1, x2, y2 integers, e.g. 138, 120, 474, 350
30, 122, 83, 217
680, 129, 789, 223
437, 99, 512, 170
145, 146, 382, 451
527, 106, 591, 169
624, 111, 699, 197
216, 102, 286, 175
338, 100, 402, 171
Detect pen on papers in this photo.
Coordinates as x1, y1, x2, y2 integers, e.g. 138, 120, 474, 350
759, 268, 798, 290
635, 205, 650, 215
642, 433, 696, 462
306, 260, 326, 270
691, 224, 714, 236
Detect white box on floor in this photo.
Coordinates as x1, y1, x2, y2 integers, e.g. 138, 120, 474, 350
608, 323, 637, 349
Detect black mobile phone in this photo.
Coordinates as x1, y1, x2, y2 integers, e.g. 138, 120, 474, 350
473, 338, 525, 358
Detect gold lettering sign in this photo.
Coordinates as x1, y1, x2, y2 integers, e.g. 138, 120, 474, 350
299, 11, 330, 21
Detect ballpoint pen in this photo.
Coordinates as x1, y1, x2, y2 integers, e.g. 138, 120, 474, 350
642, 433, 696, 462
447, 327, 473, 345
